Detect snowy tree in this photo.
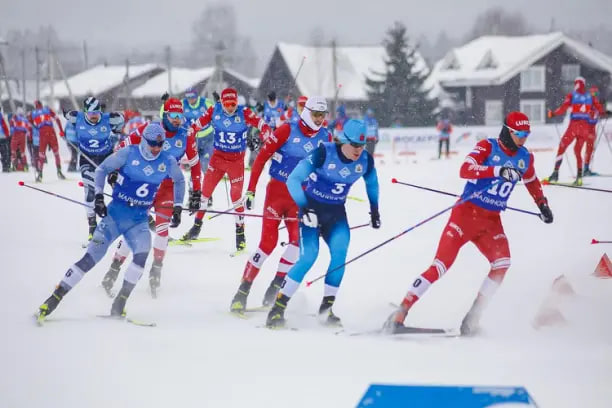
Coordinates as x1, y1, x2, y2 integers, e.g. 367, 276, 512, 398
365, 22, 438, 127
465, 7, 530, 41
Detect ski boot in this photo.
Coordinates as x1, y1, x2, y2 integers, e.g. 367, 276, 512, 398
318, 296, 342, 327
546, 169, 559, 183
57, 168, 66, 180
235, 223, 246, 252
382, 305, 410, 334
147, 214, 156, 232
573, 169, 583, 187
110, 293, 128, 317
87, 216, 97, 241
149, 260, 163, 298
35, 170, 43, 183
101, 258, 122, 297
460, 296, 485, 336
266, 294, 289, 328
230, 280, 252, 315
583, 164, 598, 177
262, 275, 284, 307
36, 285, 69, 324
207, 197, 213, 208
181, 219, 202, 241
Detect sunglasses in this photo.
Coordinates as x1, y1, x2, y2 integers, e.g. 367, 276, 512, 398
145, 138, 165, 148
505, 125, 530, 139
167, 112, 184, 120
223, 102, 237, 108
85, 111, 101, 119
310, 110, 326, 119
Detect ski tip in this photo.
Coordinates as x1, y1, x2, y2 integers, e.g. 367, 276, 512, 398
78, 181, 84, 187
305, 281, 313, 287
18, 181, 24, 186
541, 179, 550, 185
391, 178, 397, 183
591, 238, 599, 244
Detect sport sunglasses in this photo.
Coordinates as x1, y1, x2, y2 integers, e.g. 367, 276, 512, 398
505, 125, 530, 139
167, 112, 184, 120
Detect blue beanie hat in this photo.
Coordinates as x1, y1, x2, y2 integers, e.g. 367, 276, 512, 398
337, 119, 367, 145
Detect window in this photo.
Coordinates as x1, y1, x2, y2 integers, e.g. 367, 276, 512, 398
561, 64, 580, 82
485, 100, 503, 125
520, 99, 546, 124
520, 66, 545, 92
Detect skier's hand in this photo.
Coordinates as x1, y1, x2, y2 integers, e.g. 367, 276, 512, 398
170, 205, 182, 228
94, 193, 107, 217
245, 191, 255, 210
107, 171, 118, 188
212, 92, 220, 103
161, 92, 170, 102
188, 190, 201, 214
301, 208, 318, 228
538, 199, 553, 224
370, 207, 381, 229
498, 166, 521, 182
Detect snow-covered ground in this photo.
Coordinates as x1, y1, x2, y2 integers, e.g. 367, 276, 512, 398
2, 135, 612, 407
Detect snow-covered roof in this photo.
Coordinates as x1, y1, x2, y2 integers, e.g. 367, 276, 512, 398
429, 32, 612, 88
41, 64, 161, 98
276, 42, 429, 101
224, 67, 260, 89
0, 79, 38, 104
131, 67, 216, 98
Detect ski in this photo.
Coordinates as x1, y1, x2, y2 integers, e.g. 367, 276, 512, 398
229, 249, 247, 258
338, 326, 458, 338
256, 325, 299, 331
102, 286, 116, 298
168, 237, 221, 247
96, 314, 157, 327
541, 179, 589, 187
244, 305, 270, 313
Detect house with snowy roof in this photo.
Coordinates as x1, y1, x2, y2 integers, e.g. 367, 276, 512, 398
129, 66, 260, 115
427, 32, 612, 125
258, 42, 429, 114
40, 63, 164, 111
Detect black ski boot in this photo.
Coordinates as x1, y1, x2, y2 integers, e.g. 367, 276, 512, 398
318, 296, 342, 327
110, 284, 134, 317
149, 260, 163, 298
87, 216, 97, 241
547, 169, 559, 183
266, 294, 289, 328
181, 218, 202, 241
207, 197, 213, 208
36, 285, 69, 323
262, 275, 284, 307
101, 258, 123, 297
230, 280, 252, 314
235, 223, 246, 252
583, 164, 598, 177
35, 170, 42, 183
57, 168, 66, 180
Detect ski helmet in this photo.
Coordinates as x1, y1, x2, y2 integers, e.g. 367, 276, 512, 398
83, 96, 102, 112
300, 96, 327, 131
139, 122, 166, 161
336, 119, 367, 146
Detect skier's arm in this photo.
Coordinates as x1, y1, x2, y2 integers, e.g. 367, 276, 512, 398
109, 112, 125, 134
243, 107, 271, 139
94, 148, 130, 194
459, 140, 497, 179
189, 106, 214, 134
551, 94, 572, 117
592, 96, 606, 115
247, 123, 291, 192
168, 158, 186, 206
49, 109, 64, 135
185, 133, 202, 192
362, 152, 379, 211
286, 145, 326, 209
522, 153, 547, 205
64, 110, 78, 126
1, 117, 9, 136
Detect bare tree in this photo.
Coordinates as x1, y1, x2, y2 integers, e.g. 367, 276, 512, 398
465, 7, 531, 42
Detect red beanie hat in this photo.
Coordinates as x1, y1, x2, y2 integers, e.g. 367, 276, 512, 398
505, 111, 530, 132
297, 95, 308, 107
221, 88, 238, 104
163, 97, 183, 114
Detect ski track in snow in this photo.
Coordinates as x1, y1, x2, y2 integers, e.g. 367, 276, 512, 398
2, 140, 612, 407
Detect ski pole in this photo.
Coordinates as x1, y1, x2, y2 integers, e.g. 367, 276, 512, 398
591, 239, 612, 244
18, 181, 92, 208
280, 222, 370, 246
223, 176, 230, 207
305, 180, 501, 287
541, 180, 612, 193
292, 56, 306, 91
552, 121, 575, 176
589, 117, 607, 168
391, 178, 541, 217
66, 139, 99, 169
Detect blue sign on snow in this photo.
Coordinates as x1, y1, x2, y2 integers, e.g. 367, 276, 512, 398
356, 384, 538, 407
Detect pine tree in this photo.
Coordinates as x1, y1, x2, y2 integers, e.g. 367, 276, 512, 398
366, 22, 438, 127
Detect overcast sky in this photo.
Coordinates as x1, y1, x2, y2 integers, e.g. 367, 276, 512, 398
2, 0, 611, 72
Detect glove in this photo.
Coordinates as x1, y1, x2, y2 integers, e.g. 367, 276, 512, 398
59, 130, 65, 138
212, 91, 220, 103
94, 193, 107, 217
255, 102, 264, 113
301, 208, 318, 228
107, 171, 118, 188
547, 109, 553, 119
370, 207, 381, 229
245, 191, 255, 210
247, 134, 262, 151
499, 166, 521, 182
170, 205, 182, 228
538, 199, 553, 224
161, 92, 170, 102
188, 190, 201, 214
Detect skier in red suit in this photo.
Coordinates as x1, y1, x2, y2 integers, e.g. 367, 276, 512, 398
30, 100, 65, 181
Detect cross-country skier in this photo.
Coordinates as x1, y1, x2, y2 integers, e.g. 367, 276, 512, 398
35, 122, 185, 322
100, 97, 202, 297
64, 96, 125, 240
182, 88, 215, 177
182, 88, 271, 254
266, 119, 380, 328
385, 111, 554, 336
230, 96, 332, 314
29, 100, 66, 182
9, 107, 31, 171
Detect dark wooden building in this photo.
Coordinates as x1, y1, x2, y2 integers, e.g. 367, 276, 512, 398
429, 32, 612, 125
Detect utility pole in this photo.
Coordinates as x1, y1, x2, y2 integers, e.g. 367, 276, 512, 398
47, 40, 55, 108
331, 39, 338, 115
52, 46, 78, 110
165, 45, 172, 94
83, 40, 89, 70
21, 48, 26, 109
0, 41, 16, 112
35, 46, 40, 101
124, 59, 131, 110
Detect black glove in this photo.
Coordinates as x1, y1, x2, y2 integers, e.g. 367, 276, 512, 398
300, 208, 318, 228
499, 166, 521, 182
212, 91, 220, 103
94, 193, 107, 217
247, 133, 262, 151
107, 171, 118, 187
255, 102, 264, 113
538, 199, 553, 224
161, 92, 170, 102
170, 206, 182, 228
370, 207, 381, 229
188, 190, 201, 214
